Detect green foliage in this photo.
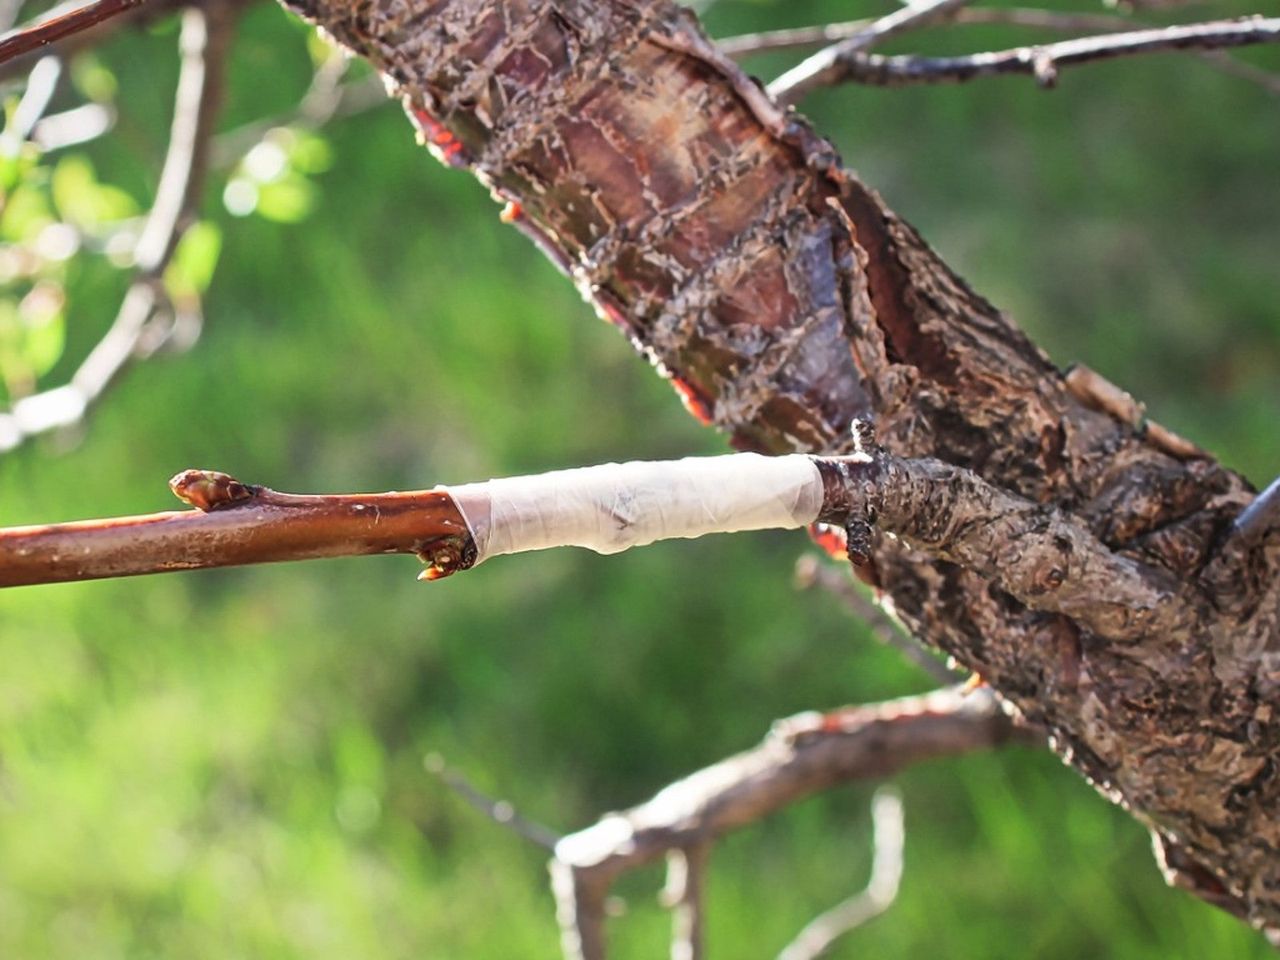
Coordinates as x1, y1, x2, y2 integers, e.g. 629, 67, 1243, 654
0, 1, 1276, 958
164, 222, 223, 303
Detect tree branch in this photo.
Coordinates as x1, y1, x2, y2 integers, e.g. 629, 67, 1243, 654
776, 787, 904, 960
423, 753, 562, 850
0, 0, 148, 68
718, 10, 1129, 59
549, 685, 1030, 960
768, 0, 973, 104
718, 9, 1280, 97
1, 442, 1194, 653
794, 554, 959, 685
662, 843, 710, 960
821, 16, 1280, 91
0, 5, 231, 454
0, 469, 475, 586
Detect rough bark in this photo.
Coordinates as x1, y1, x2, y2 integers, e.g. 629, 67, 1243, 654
280, 0, 1280, 936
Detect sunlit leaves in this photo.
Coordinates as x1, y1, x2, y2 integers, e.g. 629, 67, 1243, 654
50, 155, 137, 229
163, 221, 222, 304
223, 127, 331, 223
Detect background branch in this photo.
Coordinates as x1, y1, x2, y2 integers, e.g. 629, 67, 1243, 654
824, 16, 1280, 90
776, 787, 904, 960
0, 0, 148, 68
768, 0, 974, 103
719, 9, 1280, 96
793, 553, 960, 685
549, 686, 1032, 960
0, 5, 231, 454
423, 753, 562, 850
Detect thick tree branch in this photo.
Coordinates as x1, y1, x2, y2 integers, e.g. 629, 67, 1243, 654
549, 686, 1029, 960
822, 16, 1280, 90
812, 446, 1198, 645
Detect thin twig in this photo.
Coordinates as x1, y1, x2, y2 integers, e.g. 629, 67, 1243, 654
0, 6, 230, 454
1229, 476, 1280, 548
0, 469, 474, 586
768, 0, 975, 104
794, 554, 959, 684
0, 0, 21, 34
663, 844, 710, 960
722, 9, 1280, 97
423, 753, 562, 850
776, 787, 904, 960
0, 0, 148, 68
2, 54, 62, 148
1064, 364, 1205, 460
829, 16, 1280, 90
720, 9, 1129, 58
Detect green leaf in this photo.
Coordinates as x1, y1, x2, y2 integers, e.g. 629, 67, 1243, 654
0, 183, 53, 242
287, 130, 333, 175
70, 54, 118, 103
19, 284, 65, 378
254, 175, 315, 223
163, 221, 222, 301
51, 155, 137, 228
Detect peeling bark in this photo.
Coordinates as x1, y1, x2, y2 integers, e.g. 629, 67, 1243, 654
279, 0, 1280, 936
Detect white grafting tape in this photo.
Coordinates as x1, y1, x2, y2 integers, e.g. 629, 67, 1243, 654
443, 453, 824, 564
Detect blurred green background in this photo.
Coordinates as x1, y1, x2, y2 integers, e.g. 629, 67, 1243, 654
0, 0, 1277, 956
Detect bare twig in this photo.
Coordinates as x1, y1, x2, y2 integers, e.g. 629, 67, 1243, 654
0, 6, 230, 454
724, 9, 1280, 98
0, 0, 21, 33
0, 469, 475, 586
794, 554, 959, 684
549, 686, 1029, 960
720, 9, 1131, 59
776, 787, 904, 960
1064, 364, 1206, 460
0, 0, 147, 68
663, 844, 710, 960
2, 54, 62, 148
423, 753, 562, 850
768, 0, 975, 104
1229, 476, 1280, 548
826, 16, 1280, 90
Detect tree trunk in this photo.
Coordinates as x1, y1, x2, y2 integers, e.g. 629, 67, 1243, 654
280, 0, 1280, 936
